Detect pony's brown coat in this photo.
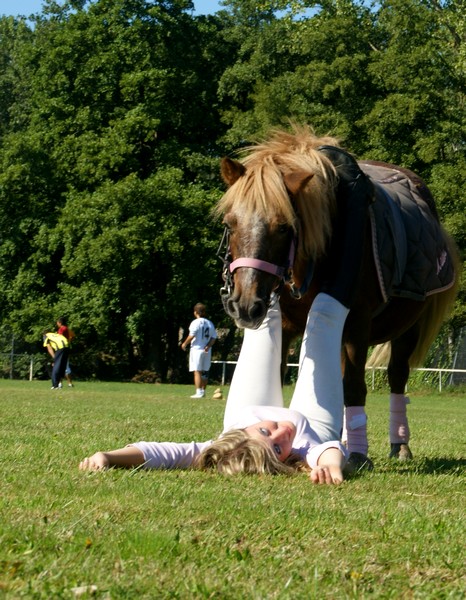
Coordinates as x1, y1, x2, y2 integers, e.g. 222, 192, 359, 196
217, 126, 460, 440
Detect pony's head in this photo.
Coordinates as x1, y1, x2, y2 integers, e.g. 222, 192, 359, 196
215, 126, 339, 329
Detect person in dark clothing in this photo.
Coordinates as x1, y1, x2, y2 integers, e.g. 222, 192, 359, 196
56, 316, 74, 387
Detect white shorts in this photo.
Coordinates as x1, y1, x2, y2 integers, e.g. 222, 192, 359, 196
189, 348, 211, 372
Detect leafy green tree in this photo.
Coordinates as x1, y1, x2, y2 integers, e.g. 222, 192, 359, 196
23, 169, 220, 379
0, 0, 464, 379
360, 0, 464, 167
0, 1, 231, 379
218, 1, 377, 150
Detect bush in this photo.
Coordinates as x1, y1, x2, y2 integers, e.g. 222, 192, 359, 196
130, 370, 161, 384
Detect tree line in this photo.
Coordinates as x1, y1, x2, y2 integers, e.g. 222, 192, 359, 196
0, 0, 464, 381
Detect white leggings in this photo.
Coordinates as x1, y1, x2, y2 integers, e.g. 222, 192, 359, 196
224, 293, 349, 442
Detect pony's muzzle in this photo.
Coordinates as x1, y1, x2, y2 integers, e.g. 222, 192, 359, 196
224, 294, 268, 329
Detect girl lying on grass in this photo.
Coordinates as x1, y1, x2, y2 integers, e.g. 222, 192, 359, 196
80, 303, 347, 485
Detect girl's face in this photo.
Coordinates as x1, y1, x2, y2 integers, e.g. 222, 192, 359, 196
245, 420, 296, 462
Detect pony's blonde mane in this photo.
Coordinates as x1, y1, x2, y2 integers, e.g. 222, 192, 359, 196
216, 126, 343, 261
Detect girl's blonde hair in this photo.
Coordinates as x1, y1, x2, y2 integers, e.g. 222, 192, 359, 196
195, 429, 307, 476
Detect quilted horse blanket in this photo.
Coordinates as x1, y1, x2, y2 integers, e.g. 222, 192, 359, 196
359, 162, 455, 304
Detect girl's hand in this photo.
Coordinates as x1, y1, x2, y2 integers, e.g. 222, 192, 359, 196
79, 452, 110, 471
310, 464, 343, 485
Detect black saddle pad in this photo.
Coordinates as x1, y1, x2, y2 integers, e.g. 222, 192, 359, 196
359, 163, 455, 302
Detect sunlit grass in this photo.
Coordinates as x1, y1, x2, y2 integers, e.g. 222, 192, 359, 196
1, 380, 464, 598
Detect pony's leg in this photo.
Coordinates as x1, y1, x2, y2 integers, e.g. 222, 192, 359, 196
387, 328, 418, 460
223, 302, 283, 429
389, 393, 412, 460
290, 293, 349, 442
344, 406, 369, 455
342, 335, 374, 471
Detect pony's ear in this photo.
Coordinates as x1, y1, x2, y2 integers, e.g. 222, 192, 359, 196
283, 171, 314, 196
221, 157, 246, 186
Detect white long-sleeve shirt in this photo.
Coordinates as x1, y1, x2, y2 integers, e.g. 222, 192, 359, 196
131, 405, 347, 470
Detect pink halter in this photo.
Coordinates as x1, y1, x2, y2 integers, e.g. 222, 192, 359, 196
229, 257, 285, 277
229, 236, 297, 279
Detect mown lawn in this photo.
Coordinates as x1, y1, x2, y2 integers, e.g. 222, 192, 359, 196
1, 380, 464, 599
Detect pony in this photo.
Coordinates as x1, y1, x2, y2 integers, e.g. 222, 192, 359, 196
215, 126, 459, 468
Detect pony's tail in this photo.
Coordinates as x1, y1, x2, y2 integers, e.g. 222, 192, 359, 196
366, 232, 461, 369
366, 342, 391, 368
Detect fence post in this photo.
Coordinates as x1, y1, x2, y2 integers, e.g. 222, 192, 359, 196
29, 355, 33, 381
10, 334, 14, 379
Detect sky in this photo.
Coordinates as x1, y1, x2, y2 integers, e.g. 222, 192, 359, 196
0, 1, 225, 18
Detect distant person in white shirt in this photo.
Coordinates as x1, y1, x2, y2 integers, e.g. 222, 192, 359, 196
180, 303, 218, 398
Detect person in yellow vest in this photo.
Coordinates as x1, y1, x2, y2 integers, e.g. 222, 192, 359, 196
43, 331, 70, 390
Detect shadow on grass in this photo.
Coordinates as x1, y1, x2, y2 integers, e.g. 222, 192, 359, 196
346, 456, 466, 478
376, 457, 466, 476
411, 457, 466, 475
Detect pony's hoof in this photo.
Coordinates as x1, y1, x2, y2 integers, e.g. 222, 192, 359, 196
389, 443, 413, 461
345, 452, 374, 475
212, 388, 223, 400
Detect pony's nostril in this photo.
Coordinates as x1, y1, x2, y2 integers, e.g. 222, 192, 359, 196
249, 300, 267, 322
226, 298, 240, 319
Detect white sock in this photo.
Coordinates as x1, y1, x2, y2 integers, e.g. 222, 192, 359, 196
389, 393, 410, 443
345, 406, 368, 455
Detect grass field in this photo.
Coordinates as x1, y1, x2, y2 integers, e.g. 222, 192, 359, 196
1, 380, 465, 599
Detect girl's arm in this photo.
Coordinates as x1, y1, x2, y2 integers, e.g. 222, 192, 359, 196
79, 447, 145, 471
79, 441, 212, 471
310, 447, 345, 485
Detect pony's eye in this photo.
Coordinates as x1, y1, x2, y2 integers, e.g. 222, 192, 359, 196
223, 214, 237, 230
273, 444, 282, 455
259, 427, 270, 436
277, 224, 289, 234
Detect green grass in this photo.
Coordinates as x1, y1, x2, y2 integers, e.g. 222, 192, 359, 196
1, 380, 465, 599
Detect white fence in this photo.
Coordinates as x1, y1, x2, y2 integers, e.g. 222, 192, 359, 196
365, 366, 466, 392
3, 354, 466, 390
212, 361, 466, 392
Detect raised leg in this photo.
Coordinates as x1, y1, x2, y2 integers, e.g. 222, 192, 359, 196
224, 302, 284, 429
290, 293, 349, 443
